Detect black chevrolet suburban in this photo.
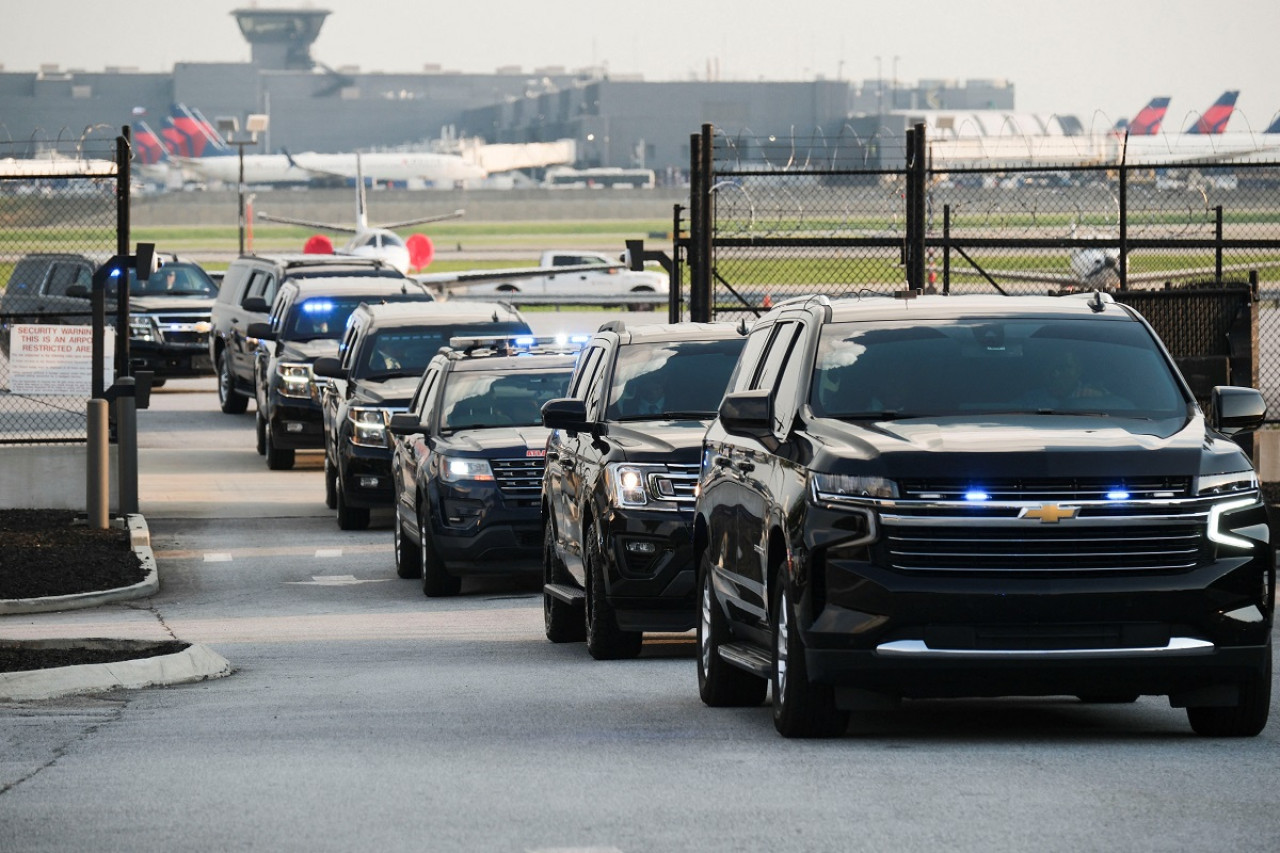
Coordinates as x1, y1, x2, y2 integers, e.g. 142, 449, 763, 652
694, 292, 1271, 738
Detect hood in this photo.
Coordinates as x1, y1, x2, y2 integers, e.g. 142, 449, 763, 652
278, 339, 340, 362
805, 413, 1250, 481
350, 376, 421, 407
606, 420, 710, 462
437, 425, 552, 455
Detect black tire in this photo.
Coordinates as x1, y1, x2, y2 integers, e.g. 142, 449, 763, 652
544, 520, 585, 643
771, 579, 848, 738
217, 350, 248, 414
584, 522, 642, 660
394, 512, 421, 579
255, 413, 267, 456
323, 456, 338, 509
698, 554, 767, 706
264, 420, 295, 471
335, 470, 370, 530
628, 286, 656, 312
1187, 646, 1272, 737
420, 502, 460, 597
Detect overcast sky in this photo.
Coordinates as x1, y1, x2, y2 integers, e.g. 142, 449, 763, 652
5, 0, 1280, 135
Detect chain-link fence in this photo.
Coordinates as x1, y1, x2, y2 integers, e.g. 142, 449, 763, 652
0, 137, 121, 443
688, 125, 1280, 420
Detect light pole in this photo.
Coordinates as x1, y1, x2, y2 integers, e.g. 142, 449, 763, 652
217, 114, 269, 256
874, 56, 883, 116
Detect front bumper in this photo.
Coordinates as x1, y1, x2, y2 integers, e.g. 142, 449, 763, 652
267, 396, 324, 450
130, 342, 213, 378
337, 442, 395, 509
599, 508, 698, 632
428, 480, 543, 575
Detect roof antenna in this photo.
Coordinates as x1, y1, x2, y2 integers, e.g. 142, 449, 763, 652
1088, 291, 1108, 313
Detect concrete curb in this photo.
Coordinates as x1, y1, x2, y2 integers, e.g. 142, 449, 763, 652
0, 513, 234, 701
0, 640, 232, 702
0, 513, 160, 616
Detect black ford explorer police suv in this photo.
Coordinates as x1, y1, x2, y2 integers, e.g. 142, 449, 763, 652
695, 292, 1272, 738
388, 336, 578, 596
540, 321, 749, 659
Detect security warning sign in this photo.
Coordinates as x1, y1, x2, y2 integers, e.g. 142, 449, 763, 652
8, 324, 114, 396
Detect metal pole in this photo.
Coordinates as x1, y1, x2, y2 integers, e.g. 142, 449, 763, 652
86, 399, 109, 529
670, 203, 683, 324
116, 377, 138, 515
1215, 205, 1224, 283
696, 123, 714, 323
688, 132, 705, 323
115, 131, 131, 377
238, 143, 246, 255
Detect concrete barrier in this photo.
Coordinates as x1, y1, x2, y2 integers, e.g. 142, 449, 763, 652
0, 444, 118, 511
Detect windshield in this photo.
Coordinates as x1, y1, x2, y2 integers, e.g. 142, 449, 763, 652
441, 367, 573, 430
104, 263, 219, 298
810, 317, 1189, 421
353, 322, 528, 379
607, 338, 746, 420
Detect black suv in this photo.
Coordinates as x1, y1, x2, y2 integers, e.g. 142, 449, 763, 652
695, 292, 1272, 738
540, 321, 749, 658
388, 336, 577, 596
314, 302, 532, 530
0, 252, 219, 381
246, 276, 433, 469
209, 254, 407, 415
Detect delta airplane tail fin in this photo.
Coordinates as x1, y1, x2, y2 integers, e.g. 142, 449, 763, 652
1265, 113, 1280, 135
1120, 97, 1171, 135
130, 120, 169, 166
167, 103, 235, 157
1187, 90, 1239, 134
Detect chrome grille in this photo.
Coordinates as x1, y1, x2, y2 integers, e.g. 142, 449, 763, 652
492, 457, 546, 502
652, 462, 700, 503
880, 502, 1210, 575
899, 477, 1192, 502
152, 313, 212, 346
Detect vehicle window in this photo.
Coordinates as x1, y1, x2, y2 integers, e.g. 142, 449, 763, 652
355, 322, 528, 379
810, 318, 1188, 421
727, 320, 773, 394
46, 262, 91, 296
414, 368, 440, 424
752, 321, 801, 392
570, 346, 604, 399
607, 338, 747, 420
771, 324, 809, 435
130, 263, 218, 297
243, 271, 269, 305
337, 320, 363, 369
441, 368, 574, 430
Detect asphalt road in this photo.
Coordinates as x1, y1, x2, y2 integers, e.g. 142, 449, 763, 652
1, 310, 1279, 852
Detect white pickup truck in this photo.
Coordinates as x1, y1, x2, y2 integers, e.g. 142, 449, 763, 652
419, 250, 668, 306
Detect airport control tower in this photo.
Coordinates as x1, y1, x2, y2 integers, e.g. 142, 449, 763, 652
232, 7, 330, 71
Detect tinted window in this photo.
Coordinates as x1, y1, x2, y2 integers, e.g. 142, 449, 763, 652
810, 317, 1187, 420
354, 321, 528, 379
111, 263, 218, 298
441, 367, 574, 429
607, 338, 747, 420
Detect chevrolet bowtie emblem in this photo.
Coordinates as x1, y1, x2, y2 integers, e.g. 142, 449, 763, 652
1019, 504, 1078, 523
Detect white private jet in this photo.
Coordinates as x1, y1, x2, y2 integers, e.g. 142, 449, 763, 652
256, 155, 464, 274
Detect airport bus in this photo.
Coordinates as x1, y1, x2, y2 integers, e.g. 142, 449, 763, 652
544, 166, 656, 189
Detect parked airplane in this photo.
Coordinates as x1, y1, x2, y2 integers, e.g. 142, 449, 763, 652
1114, 97, 1171, 136
255, 155, 464, 273
1187, 90, 1240, 134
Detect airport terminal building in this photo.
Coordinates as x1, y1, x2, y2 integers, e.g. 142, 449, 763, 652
0, 7, 1026, 177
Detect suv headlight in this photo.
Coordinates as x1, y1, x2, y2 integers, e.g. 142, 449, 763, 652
129, 314, 159, 343
605, 463, 686, 509
811, 473, 899, 503
347, 406, 390, 448
440, 456, 494, 483
276, 361, 315, 400
1195, 470, 1258, 497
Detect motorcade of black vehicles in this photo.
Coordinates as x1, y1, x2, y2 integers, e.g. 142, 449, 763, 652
313, 303, 532, 531
245, 276, 434, 470
386, 335, 581, 596
694, 291, 1272, 738
209, 253, 407, 415
539, 320, 750, 659
0, 252, 219, 382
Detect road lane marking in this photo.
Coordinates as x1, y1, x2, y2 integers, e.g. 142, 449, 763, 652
285, 575, 391, 586
204, 553, 233, 562
315, 549, 343, 558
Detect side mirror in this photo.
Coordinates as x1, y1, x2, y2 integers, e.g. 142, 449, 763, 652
542, 397, 589, 433
312, 356, 345, 379
1211, 386, 1266, 436
388, 412, 423, 436
246, 321, 274, 340
242, 296, 269, 313
718, 389, 772, 437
